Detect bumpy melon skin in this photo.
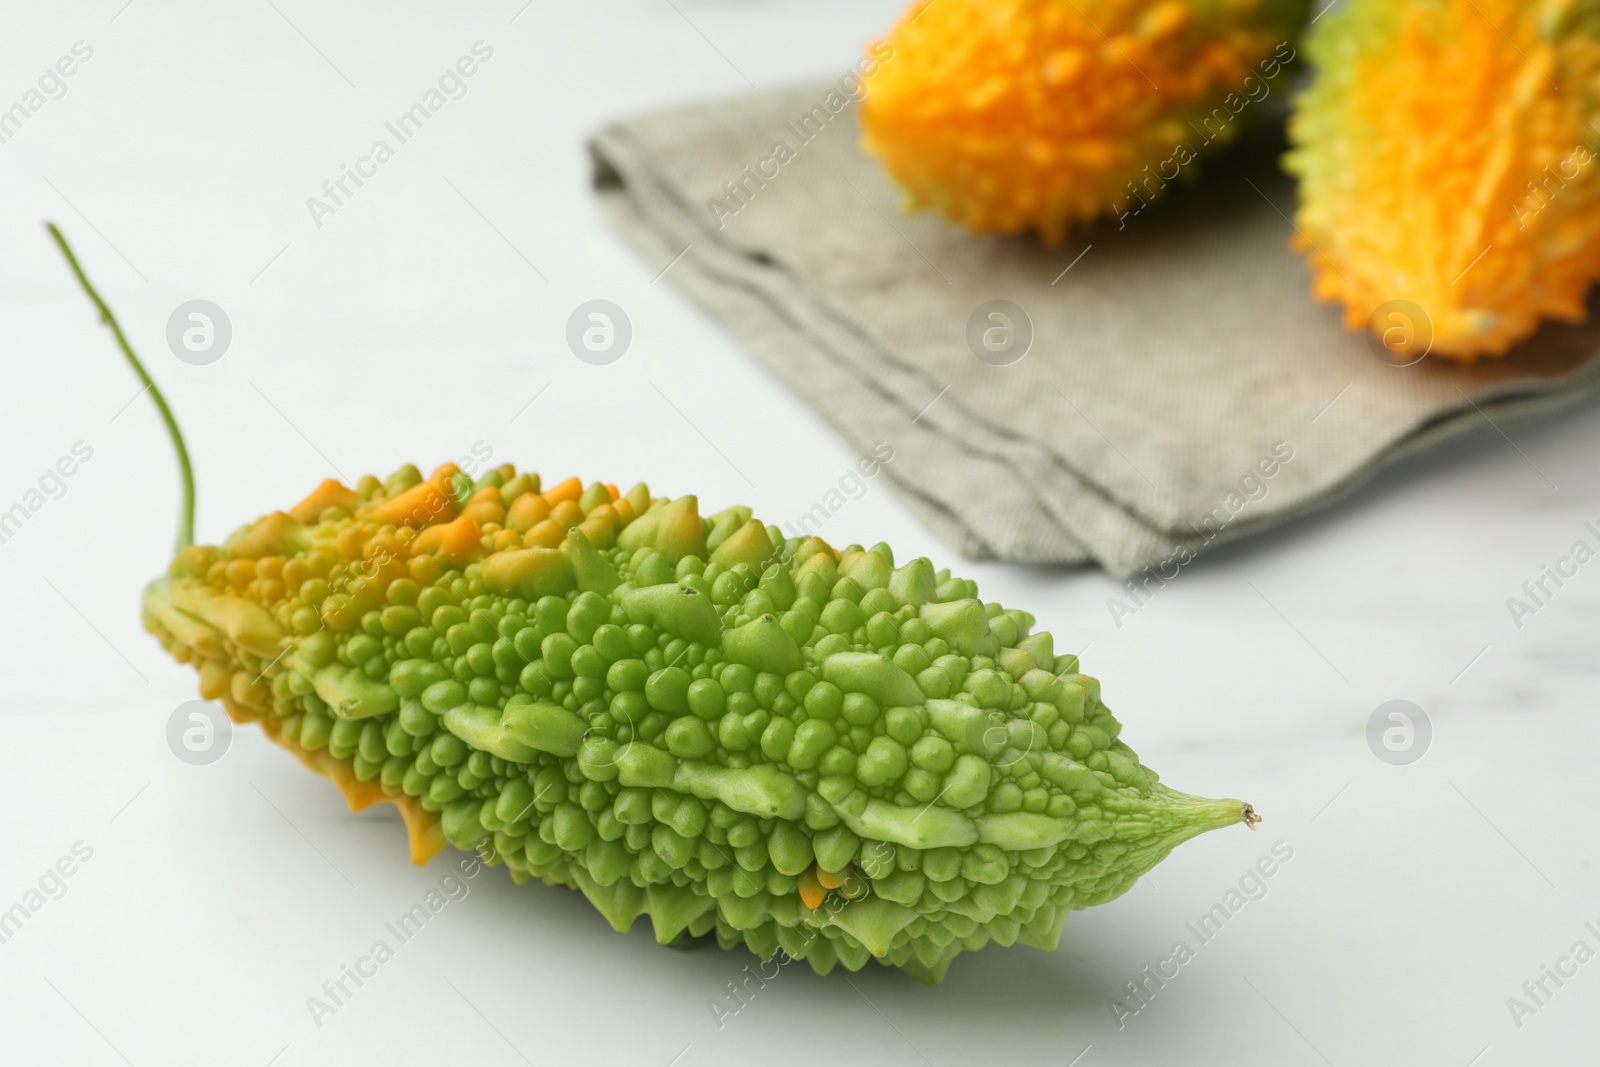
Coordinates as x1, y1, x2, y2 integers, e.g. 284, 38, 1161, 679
1286, 0, 1600, 360
859, 0, 1310, 242
142, 462, 1250, 984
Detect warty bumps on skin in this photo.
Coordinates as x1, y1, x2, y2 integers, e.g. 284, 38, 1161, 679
46, 219, 1256, 985
858, 0, 1310, 242
144, 465, 1257, 984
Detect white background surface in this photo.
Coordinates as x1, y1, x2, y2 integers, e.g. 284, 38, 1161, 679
3, 2, 1598, 1065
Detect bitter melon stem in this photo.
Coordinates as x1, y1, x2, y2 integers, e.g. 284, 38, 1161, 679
47, 221, 196, 551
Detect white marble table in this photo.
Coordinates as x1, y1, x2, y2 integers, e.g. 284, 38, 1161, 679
2, 3, 1595, 1064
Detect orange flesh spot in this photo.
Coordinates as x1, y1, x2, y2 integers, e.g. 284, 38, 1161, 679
371, 478, 458, 529
815, 864, 848, 890
408, 514, 484, 566
289, 478, 360, 523
542, 476, 583, 507
798, 868, 825, 910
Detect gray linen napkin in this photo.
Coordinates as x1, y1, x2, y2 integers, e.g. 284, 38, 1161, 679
590, 84, 1600, 576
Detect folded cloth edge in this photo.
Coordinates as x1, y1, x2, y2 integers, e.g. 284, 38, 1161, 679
590, 114, 1600, 576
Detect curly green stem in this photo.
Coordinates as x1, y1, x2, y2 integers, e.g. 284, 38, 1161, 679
46, 221, 195, 550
